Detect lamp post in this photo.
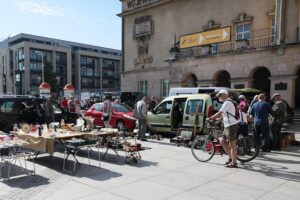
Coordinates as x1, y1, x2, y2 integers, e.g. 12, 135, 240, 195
34, 51, 44, 83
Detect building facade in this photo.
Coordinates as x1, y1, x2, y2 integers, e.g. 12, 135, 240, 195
119, 0, 300, 107
0, 33, 121, 96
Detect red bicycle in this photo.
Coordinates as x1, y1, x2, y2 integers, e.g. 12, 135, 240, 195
191, 120, 259, 162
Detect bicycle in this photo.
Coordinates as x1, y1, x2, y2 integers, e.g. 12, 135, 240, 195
191, 120, 259, 162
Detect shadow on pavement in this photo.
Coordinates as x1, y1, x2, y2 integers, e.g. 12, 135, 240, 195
239, 148, 300, 182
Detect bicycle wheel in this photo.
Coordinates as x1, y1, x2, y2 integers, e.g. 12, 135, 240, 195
191, 135, 215, 162
236, 135, 259, 162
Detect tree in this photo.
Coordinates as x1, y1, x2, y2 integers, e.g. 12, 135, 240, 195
44, 62, 57, 93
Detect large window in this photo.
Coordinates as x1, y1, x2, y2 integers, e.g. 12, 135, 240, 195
161, 79, 169, 98
186, 99, 204, 114
139, 81, 147, 95
236, 24, 251, 40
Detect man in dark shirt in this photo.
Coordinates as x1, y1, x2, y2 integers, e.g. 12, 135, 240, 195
250, 93, 272, 152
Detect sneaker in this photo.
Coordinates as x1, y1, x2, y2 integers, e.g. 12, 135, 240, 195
224, 159, 232, 165
226, 163, 238, 168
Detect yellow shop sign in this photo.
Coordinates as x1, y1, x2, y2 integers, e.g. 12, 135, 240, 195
180, 27, 231, 49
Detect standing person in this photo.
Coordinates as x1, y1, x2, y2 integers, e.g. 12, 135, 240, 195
148, 96, 158, 111
60, 97, 68, 111
238, 95, 248, 113
270, 93, 286, 150
68, 96, 76, 113
134, 96, 150, 141
237, 103, 249, 138
250, 93, 272, 152
75, 99, 81, 113
207, 89, 239, 168
45, 96, 55, 124
247, 95, 258, 114
103, 94, 112, 128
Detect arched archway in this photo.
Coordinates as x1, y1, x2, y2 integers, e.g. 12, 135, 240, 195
182, 73, 197, 87
251, 67, 271, 94
214, 70, 231, 88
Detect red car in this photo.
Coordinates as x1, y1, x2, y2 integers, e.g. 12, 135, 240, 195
85, 103, 137, 130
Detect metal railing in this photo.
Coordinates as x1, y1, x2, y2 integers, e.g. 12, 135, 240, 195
178, 27, 276, 58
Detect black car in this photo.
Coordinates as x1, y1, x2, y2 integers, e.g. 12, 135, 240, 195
0, 95, 82, 132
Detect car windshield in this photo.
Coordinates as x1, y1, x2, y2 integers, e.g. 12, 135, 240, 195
113, 103, 132, 112
93, 103, 104, 111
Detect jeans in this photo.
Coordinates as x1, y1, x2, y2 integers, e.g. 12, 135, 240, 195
237, 123, 248, 138
138, 119, 147, 140
253, 122, 270, 149
270, 123, 282, 150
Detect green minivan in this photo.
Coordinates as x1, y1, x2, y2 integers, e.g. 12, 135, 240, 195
147, 94, 213, 135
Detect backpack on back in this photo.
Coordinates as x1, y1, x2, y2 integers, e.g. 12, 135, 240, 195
225, 99, 240, 121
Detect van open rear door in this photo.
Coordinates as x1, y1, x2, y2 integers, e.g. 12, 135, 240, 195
182, 97, 205, 134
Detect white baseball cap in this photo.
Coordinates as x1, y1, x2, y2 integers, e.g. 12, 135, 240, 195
216, 89, 229, 97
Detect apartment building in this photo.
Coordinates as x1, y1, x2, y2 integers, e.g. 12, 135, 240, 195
0, 33, 121, 96
119, 0, 300, 107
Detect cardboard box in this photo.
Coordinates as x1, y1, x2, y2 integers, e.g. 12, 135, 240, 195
281, 138, 287, 147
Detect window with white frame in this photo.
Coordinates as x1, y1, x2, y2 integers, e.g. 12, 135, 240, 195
161, 79, 169, 98
139, 81, 148, 94
236, 24, 251, 40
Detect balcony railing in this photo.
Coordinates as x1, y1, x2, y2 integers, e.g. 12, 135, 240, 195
178, 28, 277, 59
56, 59, 67, 65
103, 74, 119, 80
31, 80, 41, 86
81, 71, 100, 77
81, 83, 100, 88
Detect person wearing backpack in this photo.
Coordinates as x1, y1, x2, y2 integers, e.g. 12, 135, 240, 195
207, 89, 239, 168
250, 93, 272, 152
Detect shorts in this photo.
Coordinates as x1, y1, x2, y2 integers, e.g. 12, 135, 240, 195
223, 124, 238, 141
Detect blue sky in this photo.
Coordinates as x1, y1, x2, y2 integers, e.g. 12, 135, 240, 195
0, 0, 122, 49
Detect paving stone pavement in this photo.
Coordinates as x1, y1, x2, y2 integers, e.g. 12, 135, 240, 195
0, 129, 299, 200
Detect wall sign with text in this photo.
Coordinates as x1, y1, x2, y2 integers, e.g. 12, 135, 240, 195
180, 27, 231, 49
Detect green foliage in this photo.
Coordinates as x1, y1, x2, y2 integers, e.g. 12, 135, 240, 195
44, 62, 57, 93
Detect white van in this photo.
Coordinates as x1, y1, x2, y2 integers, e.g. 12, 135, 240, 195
168, 87, 229, 97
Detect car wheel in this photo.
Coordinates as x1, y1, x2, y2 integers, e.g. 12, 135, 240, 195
117, 121, 125, 130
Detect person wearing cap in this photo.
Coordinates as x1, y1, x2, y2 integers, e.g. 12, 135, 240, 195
250, 93, 272, 152
207, 89, 239, 168
270, 93, 286, 150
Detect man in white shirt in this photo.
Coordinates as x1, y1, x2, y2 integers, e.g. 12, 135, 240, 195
207, 89, 239, 168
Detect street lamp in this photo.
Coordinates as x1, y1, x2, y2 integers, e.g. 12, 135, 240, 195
34, 51, 44, 83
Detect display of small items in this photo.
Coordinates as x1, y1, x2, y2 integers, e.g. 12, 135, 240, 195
281, 131, 296, 147
170, 128, 194, 147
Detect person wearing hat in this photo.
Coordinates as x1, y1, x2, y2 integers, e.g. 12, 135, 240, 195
207, 89, 239, 168
250, 93, 272, 152
270, 93, 286, 150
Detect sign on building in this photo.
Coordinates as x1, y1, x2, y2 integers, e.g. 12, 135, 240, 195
123, 0, 159, 12
180, 27, 231, 49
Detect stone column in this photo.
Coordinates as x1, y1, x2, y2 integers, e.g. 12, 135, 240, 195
275, 0, 286, 44
23, 45, 30, 94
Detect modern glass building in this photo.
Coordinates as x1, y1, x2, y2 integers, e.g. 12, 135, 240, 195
0, 33, 121, 96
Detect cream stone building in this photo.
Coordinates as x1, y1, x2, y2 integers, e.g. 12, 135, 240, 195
119, 0, 300, 107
